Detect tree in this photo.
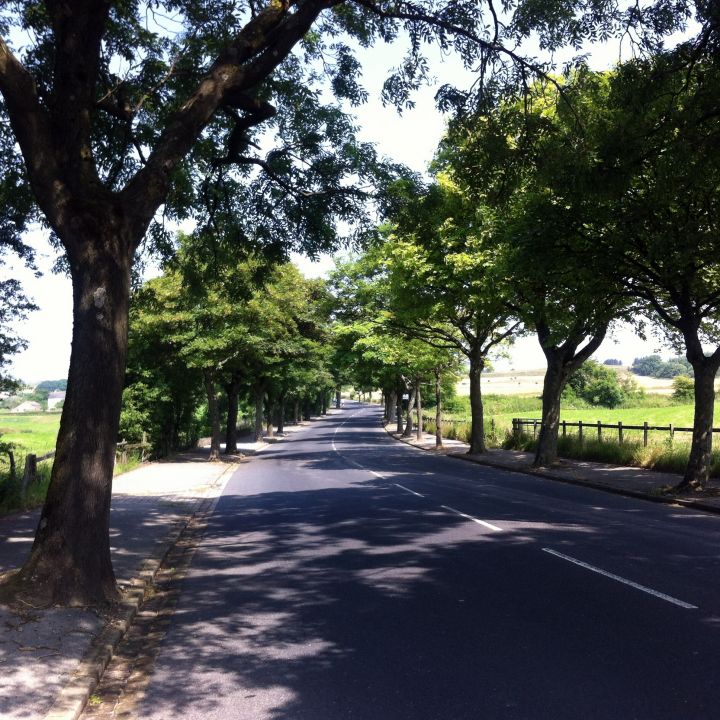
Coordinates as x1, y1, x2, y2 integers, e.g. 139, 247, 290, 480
598, 49, 720, 490
440, 71, 629, 466
0, 0, 694, 605
381, 179, 518, 453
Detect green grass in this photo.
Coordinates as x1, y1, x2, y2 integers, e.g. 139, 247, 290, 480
439, 397, 716, 439
0, 411, 61, 455
507, 433, 720, 478
0, 411, 146, 515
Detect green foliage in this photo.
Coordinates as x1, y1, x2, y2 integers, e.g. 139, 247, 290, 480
632, 355, 693, 378
35, 379, 67, 393
564, 360, 628, 408
672, 375, 695, 402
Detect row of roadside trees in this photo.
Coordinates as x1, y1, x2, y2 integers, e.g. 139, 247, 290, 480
329, 43, 720, 495
121, 234, 339, 460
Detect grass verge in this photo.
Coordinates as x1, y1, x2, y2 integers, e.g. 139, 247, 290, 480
505, 433, 720, 478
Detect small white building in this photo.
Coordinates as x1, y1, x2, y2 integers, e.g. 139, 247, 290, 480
47, 390, 66, 411
10, 400, 43, 413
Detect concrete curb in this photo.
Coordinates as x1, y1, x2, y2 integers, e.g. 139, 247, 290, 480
383, 422, 720, 517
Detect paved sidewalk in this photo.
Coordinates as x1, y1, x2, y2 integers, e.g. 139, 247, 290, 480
387, 425, 720, 513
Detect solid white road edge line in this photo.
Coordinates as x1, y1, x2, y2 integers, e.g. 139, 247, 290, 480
441, 504, 503, 532
394, 483, 424, 498
541, 548, 698, 610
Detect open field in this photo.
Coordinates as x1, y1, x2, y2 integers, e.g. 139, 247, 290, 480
456, 366, 717, 397
0, 412, 61, 455
441, 399, 720, 442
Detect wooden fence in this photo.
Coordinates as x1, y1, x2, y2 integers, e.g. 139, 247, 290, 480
6, 440, 150, 501
511, 418, 706, 446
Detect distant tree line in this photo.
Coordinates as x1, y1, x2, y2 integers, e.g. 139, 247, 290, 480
631, 355, 694, 379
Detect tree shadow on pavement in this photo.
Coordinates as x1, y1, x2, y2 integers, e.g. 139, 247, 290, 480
135, 464, 720, 720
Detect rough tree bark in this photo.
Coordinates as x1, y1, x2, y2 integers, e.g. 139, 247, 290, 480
387, 388, 397, 426
533, 320, 607, 468
674, 333, 720, 491
265, 395, 275, 438
435, 369, 443, 449
335, 388, 342, 409
277, 391, 286, 435
9, 238, 133, 605
204, 371, 221, 461
294, 398, 301, 425
396, 380, 404, 434
403, 386, 416, 437
468, 350, 486, 454
254, 384, 265, 442
224, 375, 241, 454
415, 379, 423, 441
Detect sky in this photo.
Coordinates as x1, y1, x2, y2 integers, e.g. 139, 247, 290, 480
4, 13, 683, 384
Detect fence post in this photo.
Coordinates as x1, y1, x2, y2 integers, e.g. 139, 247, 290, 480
7, 450, 16, 482
578, 420, 583, 444
562, 420, 566, 437
597, 420, 602, 442
512, 418, 518, 439
20, 454, 37, 500
533, 419, 538, 439
669, 423, 674, 443
618, 421, 623, 445
643, 421, 649, 447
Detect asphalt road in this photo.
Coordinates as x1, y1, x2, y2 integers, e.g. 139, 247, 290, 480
137, 401, 720, 720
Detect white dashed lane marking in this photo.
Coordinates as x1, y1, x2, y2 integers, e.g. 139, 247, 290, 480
394, 483, 424, 498
542, 548, 698, 610
441, 504, 503, 532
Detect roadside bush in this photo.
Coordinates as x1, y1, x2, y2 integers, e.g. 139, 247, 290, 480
672, 375, 694, 402
565, 360, 628, 408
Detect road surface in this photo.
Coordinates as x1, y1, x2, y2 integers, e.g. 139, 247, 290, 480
131, 402, 720, 719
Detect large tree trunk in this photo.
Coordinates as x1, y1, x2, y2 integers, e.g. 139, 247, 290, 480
396, 381, 404, 434
415, 379, 423, 441
533, 354, 567, 467
335, 388, 341, 409
533, 320, 607, 468
224, 376, 240, 454
278, 391, 286, 435
468, 351, 486, 454
254, 385, 264, 442
435, 369, 443, 449
204, 371, 221, 461
294, 398, 300, 425
266, 395, 275, 438
403, 387, 416, 437
676, 355, 720, 491
8, 241, 132, 606
387, 388, 397, 425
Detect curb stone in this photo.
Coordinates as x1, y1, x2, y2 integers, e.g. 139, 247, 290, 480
383, 422, 720, 518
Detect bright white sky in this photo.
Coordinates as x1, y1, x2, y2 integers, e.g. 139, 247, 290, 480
5, 14, 683, 384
